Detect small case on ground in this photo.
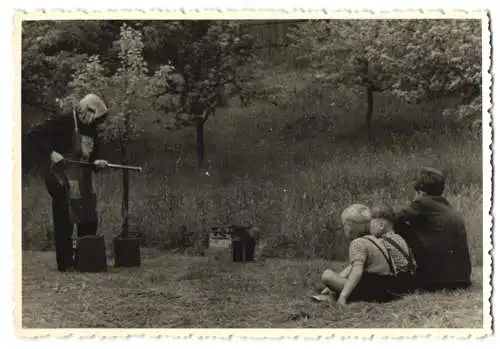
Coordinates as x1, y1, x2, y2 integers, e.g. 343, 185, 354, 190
114, 235, 141, 267
75, 235, 108, 273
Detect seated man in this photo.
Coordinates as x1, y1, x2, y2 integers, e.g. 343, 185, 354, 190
394, 167, 472, 292
311, 204, 399, 305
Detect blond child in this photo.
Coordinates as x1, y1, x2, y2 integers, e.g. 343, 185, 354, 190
312, 204, 398, 304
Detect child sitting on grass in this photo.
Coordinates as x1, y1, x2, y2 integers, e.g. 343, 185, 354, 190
311, 203, 417, 305
369, 204, 418, 296
312, 204, 393, 304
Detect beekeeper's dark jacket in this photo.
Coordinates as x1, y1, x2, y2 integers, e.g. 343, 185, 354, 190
394, 195, 472, 291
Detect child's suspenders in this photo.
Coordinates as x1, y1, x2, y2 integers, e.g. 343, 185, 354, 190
363, 235, 417, 276
362, 236, 396, 276
381, 236, 417, 274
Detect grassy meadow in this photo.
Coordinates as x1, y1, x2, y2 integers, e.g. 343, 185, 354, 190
22, 72, 483, 265
20, 71, 485, 328
21, 250, 483, 328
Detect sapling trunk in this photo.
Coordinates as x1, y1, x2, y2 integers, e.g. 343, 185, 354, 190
121, 111, 131, 238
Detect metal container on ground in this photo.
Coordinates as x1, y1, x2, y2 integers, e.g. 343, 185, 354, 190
231, 225, 256, 262
75, 235, 108, 273
114, 233, 141, 267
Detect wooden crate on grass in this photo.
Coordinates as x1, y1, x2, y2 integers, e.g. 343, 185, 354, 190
208, 227, 232, 249
206, 225, 258, 262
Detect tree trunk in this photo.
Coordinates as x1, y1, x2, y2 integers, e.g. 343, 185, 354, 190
121, 112, 130, 238
366, 84, 374, 142
120, 141, 130, 238
360, 57, 375, 143
196, 118, 205, 166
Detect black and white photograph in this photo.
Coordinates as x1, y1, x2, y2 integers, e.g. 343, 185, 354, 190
15, 9, 491, 335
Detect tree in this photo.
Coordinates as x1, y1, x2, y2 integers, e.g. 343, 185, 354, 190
287, 19, 481, 139
22, 20, 257, 168
21, 20, 122, 112
144, 21, 255, 166
22, 21, 84, 112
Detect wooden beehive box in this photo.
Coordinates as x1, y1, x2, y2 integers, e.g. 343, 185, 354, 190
208, 226, 232, 249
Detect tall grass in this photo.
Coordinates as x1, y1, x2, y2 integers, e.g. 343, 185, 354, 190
21, 79, 483, 266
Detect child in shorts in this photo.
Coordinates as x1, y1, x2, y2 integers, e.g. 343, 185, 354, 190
311, 204, 397, 304
370, 204, 418, 296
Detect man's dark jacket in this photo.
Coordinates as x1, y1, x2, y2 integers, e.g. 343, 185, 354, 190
394, 195, 472, 291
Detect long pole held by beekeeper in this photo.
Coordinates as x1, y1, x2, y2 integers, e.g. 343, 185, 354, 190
63, 159, 143, 172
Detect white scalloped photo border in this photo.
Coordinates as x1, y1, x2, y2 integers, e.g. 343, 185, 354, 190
11, 8, 493, 340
